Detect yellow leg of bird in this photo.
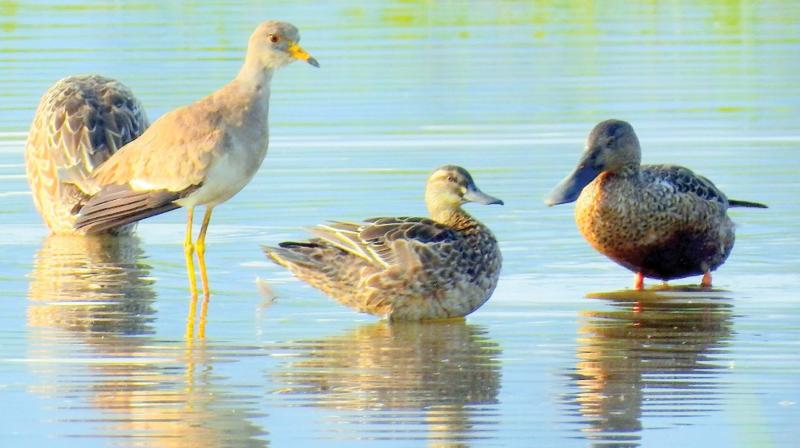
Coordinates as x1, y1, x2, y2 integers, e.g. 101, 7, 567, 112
196, 207, 214, 338
185, 207, 199, 292
184, 207, 198, 339
196, 207, 213, 299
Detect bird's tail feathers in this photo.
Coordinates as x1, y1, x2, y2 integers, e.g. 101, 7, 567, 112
262, 243, 324, 269
729, 199, 768, 208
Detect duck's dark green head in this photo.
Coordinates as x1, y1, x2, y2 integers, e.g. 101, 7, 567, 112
545, 119, 641, 206
426, 165, 503, 213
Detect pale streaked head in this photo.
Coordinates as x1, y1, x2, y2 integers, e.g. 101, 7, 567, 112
425, 165, 503, 215
248, 20, 319, 70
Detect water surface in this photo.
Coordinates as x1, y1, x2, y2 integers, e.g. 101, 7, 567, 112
1, 1, 799, 446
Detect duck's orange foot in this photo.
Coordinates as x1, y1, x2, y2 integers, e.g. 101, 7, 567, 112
633, 272, 644, 290
701, 272, 712, 288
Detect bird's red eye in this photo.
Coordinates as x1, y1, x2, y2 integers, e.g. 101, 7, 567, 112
269, 34, 280, 43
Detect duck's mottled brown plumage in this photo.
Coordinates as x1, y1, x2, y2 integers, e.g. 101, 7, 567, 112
265, 166, 503, 320
24, 75, 148, 234
576, 165, 735, 280
547, 119, 766, 286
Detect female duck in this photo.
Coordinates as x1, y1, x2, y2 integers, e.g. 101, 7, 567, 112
546, 119, 766, 289
264, 165, 503, 320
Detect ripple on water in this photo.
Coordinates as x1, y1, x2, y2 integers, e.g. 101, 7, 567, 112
265, 320, 502, 443
562, 288, 735, 445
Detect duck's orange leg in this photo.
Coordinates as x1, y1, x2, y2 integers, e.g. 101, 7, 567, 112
633, 272, 644, 290
701, 272, 712, 288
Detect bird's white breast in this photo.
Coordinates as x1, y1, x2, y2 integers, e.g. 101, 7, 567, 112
177, 136, 268, 208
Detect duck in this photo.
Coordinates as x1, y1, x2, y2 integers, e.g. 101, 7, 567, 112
545, 119, 766, 289
264, 165, 503, 320
24, 75, 149, 234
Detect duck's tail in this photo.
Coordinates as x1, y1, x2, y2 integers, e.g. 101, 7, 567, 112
729, 199, 768, 209
262, 242, 325, 269
262, 242, 362, 304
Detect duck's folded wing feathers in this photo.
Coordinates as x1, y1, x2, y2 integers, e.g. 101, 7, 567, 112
311, 217, 458, 268
642, 165, 730, 205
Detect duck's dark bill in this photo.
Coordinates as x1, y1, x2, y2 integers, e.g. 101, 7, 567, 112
545, 163, 601, 206
464, 187, 504, 205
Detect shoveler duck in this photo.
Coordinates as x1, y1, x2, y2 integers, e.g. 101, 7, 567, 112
546, 119, 766, 289
264, 165, 503, 320
25, 75, 149, 234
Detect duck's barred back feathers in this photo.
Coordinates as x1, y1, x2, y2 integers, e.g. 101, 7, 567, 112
642, 164, 766, 208
25, 75, 149, 233
642, 165, 728, 205
295, 217, 458, 268
361, 217, 455, 243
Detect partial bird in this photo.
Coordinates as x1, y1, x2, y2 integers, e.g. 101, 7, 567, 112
25, 75, 149, 234
546, 119, 766, 289
264, 165, 503, 320
72, 20, 319, 299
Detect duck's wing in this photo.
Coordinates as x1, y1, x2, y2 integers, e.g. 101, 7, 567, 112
642, 165, 730, 206
308, 217, 459, 269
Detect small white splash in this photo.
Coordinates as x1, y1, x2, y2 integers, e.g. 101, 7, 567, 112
255, 277, 278, 309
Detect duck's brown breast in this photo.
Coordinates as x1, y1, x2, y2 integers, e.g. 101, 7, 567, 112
574, 172, 734, 280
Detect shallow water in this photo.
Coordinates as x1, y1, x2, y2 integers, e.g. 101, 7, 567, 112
1, 1, 799, 446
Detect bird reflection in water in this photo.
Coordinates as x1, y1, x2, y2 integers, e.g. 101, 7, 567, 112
26, 234, 267, 446
564, 287, 734, 447
269, 320, 501, 445
28, 234, 156, 334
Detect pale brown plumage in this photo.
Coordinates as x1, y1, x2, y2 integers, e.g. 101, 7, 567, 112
67, 21, 318, 302
24, 75, 148, 234
264, 166, 504, 320
73, 21, 318, 235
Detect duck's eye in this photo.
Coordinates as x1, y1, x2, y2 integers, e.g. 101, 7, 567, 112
447, 176, 456, 183
269, 34, 280, 43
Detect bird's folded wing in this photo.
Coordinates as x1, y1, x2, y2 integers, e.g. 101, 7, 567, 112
74, 183, 200, 233
311, 217, 458, 268
92, 105, 225, 193
643, 164, 729, 205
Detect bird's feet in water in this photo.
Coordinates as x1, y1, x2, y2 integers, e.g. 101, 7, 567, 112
633, 272, 644, 290
701, 272, 712, 288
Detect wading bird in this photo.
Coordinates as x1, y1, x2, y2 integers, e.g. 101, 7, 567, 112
73, 21, 319, 301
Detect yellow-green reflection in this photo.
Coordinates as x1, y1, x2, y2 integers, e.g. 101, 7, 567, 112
269, 320, 501, 445
26, 234, 266, 447
567, 287, 734, 446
